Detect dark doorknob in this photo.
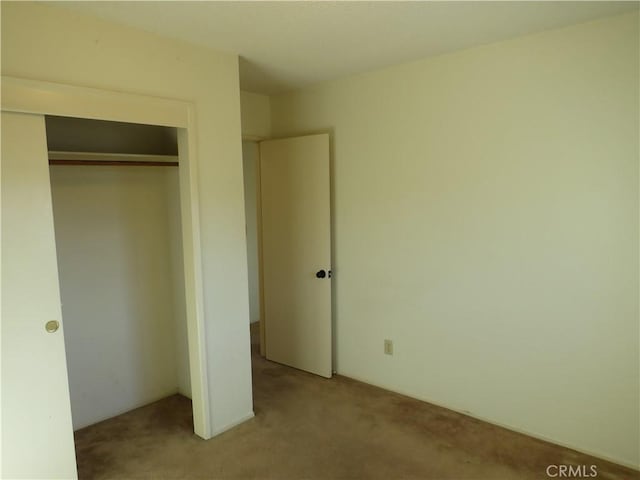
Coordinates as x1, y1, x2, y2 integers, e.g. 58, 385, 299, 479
315, 269, 327, 279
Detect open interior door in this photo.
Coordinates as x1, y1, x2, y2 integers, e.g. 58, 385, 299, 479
260, 134, 332, 378
1, 112, 78, 478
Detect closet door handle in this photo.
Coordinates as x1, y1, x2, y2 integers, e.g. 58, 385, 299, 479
45, 320, 59, 333
315, 269, 327, 279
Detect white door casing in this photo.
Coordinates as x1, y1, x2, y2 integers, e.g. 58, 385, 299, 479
1, 76, 210, 442
1, 112, 78, 479
260, 134, 332, 378
1, 76, 212, 479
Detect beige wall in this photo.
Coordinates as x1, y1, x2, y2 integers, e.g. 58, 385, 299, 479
1, 2, 253, 435
50, 166, 188, 429
241, 91, 271, 139
271, 12, 639, 467
239, 91, 269, 326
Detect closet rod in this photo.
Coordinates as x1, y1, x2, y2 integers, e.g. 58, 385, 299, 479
49, 159, 179, 167
48, 151, 179, 167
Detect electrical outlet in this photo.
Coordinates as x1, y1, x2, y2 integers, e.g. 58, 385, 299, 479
384, 339, 393, 355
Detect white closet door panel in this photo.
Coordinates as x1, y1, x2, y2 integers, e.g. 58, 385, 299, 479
1, 112, 78, 479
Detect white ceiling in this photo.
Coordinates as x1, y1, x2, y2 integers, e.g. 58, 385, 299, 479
53, 1, 638, 95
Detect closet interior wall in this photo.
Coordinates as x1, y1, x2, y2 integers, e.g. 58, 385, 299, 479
46, 116, 191, 430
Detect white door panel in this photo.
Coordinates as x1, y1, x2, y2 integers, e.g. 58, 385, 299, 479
260, 134, 332, 378
1, 112, 78, 479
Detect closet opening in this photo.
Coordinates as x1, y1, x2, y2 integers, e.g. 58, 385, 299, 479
45, 115, 193, 435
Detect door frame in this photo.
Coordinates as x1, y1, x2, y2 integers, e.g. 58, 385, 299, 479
1, 76, 212, 439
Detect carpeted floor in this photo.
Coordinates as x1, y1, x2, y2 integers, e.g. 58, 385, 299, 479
75, 341, 638, 479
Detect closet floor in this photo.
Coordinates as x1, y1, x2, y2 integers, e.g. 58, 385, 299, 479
74, 346, 636, 480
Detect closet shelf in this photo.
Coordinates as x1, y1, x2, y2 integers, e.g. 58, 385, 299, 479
48, 151, 179, 167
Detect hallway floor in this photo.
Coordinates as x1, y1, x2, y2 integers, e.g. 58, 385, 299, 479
75, 347, 637, 479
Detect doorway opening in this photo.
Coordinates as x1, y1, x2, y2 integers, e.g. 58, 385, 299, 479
241, 140, 262, 354
45, 115, 193, 432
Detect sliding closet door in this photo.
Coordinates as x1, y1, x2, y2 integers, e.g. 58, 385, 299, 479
1, 112, 78, 479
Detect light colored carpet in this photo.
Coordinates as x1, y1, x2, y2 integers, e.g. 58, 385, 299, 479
75, 345, 637, 479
